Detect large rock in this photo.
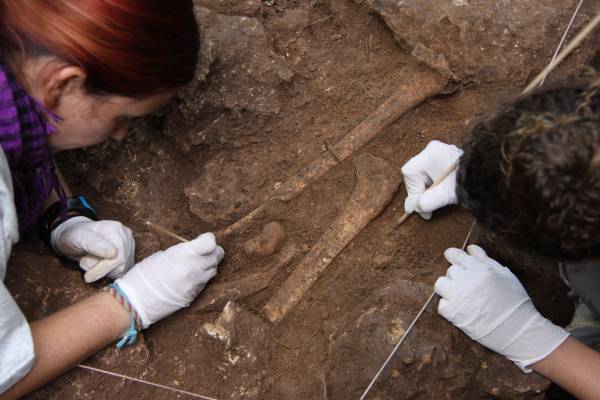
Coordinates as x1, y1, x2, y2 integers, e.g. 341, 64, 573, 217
179, 8, 296, 223
364, 0, 596, 85
202, 301, 271, 399
170, 7, 294, 154
326, 280, 549, 399
185, 162, 253, 225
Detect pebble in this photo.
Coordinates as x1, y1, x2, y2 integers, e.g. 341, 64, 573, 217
243, 221, 287, 258
373, 254, 393, 269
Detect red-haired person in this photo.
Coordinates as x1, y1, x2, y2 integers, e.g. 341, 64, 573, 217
401, 82, 600, 399
0, 1, 224, 398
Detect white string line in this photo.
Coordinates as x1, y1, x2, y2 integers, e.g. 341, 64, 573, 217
358, 219, 476, 400
522, 12, 600, 95
539, 0, 585, 87
76, 364, 220, 400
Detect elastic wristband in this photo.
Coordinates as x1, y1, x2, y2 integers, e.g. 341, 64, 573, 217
102, 283, 142, 348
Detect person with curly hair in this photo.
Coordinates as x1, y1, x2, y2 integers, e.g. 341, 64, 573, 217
401, 80, 600, 399
0, 2, 224, 399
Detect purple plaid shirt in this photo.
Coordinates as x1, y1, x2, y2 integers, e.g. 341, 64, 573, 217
0, 54, 64, 230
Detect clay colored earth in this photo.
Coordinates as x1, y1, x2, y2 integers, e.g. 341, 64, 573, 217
6, 0, 600, 399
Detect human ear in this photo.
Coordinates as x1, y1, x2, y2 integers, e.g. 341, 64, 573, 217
40, 64, 86, 109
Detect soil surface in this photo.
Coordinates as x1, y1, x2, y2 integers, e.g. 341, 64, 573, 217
6, 1, 600, 399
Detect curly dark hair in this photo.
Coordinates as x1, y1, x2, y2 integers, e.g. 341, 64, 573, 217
457, 79, 600, 260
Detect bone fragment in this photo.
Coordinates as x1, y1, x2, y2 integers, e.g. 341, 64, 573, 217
269, 70, 445, 202
194, 242, 298, 312
263, 153, 402, 323
218, 70, 446, 238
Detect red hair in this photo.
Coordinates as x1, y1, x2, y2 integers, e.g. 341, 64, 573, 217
0, 0, 199, 97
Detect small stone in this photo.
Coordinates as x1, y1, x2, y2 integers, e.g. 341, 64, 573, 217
276, 66, 294, 83
488, 387, 500, 396
202, 301, 270, 399
401, 355, 415, 365
390, 369, 401, 378
373, 254, 393, 269
173, 380, 180, 386
481, 361, 488, 369
243, 221, 287, 258
421, 352, 433, 365
331, 33, 343, 41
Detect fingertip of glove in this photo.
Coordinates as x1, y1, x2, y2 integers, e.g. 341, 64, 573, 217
437, 297, 451, 316
443, 247, 461, 262
404, 196, 418, 213
215, 245, 225, 263
79, 255, 99, 270
189, 232, 218, 255
208, 267, 218, 279
433, 275, 446, 291
424, 140, 441, 152
83, 270, 100, 283
419, 211, 432, 220
466, 244, 486, 258
199, 231, 216, 242
92, 241, 118, 259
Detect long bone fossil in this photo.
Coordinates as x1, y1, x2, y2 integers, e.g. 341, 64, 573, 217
264, 153, 402, 323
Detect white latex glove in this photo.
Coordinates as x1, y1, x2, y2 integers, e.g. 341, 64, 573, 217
401, 140, 463, 219
51, 216, 135, 283
116, 232, 224, 329
434, 244, 569, 372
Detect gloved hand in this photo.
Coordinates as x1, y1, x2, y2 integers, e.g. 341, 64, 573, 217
51, 216, 135, 283
434, 244, 569, 372
401, 140, 463, 219
115, 232, 224, 329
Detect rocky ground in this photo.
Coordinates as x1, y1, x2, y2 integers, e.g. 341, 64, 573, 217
6, 0, 600, 399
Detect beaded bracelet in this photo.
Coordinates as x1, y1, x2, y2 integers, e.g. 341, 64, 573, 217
102, 283, 142, 349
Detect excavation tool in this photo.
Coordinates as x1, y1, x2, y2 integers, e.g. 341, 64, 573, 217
145, 220, 189, 242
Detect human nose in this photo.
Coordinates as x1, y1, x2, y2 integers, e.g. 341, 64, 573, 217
111, 120, 130, 141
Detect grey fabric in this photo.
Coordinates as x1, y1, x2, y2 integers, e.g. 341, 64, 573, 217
0, 147, 33, 395
563, 258, 600, 320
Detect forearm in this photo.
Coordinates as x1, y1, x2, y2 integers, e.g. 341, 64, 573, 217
532, 336, 600, 400
0, 292, 129, 400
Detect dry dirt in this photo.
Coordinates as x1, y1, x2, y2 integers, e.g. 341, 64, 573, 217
6, 1, 600, 399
